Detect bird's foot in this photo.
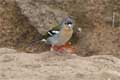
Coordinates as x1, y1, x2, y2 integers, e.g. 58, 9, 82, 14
50, 43, 76, 54
51, 45, 65, 53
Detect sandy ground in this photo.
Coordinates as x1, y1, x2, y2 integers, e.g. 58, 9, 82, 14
0, 48, 120, 80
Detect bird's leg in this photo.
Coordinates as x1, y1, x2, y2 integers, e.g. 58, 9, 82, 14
50, 45, 62, 51
50, 45, 64, 53
50, 45, 54, 51
56, 45, 65, 53
50, 43, 76, 53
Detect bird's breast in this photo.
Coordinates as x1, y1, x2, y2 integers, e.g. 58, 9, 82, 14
58, 27, 73, 45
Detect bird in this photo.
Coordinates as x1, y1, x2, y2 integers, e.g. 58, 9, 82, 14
41, 16, 79, 53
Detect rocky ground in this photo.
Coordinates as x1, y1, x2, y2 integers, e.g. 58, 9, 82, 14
0, 48, 120, 80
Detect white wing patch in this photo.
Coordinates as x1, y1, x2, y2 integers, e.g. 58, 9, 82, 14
52, 31, 59, 34
48, 32, 53, 36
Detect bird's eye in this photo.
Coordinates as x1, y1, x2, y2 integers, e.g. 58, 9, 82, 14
65, 22, 73, 27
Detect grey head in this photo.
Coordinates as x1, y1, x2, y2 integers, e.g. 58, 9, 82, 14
60, 16, 74, 29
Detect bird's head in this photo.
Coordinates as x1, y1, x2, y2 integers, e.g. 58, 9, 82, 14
61, 16, 74, 30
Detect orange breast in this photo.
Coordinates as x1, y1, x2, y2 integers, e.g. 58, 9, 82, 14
57, 26, 73, 45
63, 27, 73, 35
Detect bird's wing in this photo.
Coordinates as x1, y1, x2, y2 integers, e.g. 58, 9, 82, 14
41, 24, 62, 41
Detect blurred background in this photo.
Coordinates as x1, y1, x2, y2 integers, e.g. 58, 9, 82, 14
0, 0, 120, 57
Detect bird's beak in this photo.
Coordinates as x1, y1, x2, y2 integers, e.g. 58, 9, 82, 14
68, 24, 72, 28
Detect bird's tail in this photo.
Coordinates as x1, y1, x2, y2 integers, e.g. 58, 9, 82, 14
30, 34, 47, 44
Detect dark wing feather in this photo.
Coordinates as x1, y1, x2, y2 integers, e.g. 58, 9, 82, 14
41, 24, 62, 40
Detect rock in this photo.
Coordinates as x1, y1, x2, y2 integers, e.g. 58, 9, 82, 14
0, 0, 120, 57
15, 0, 120, 57
0, 48, 120, 80
0, 0, 46, 52
16, 0, 68, 34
